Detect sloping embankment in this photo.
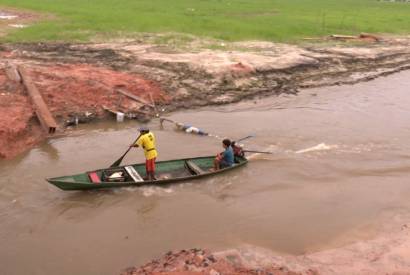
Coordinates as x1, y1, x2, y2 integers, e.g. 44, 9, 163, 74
121, 214, 410, 274
1, 36, 410, 158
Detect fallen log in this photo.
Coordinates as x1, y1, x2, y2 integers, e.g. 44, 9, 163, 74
330, 34, 357, 40
18, 66, 57, 134
116, 89, 155, 108
5, 63, 22, 83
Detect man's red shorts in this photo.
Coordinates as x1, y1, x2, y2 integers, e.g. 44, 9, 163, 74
145, 158, 156, 173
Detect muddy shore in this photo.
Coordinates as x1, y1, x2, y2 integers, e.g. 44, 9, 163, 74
121, 214, 410, 275
1, 36, 410, 158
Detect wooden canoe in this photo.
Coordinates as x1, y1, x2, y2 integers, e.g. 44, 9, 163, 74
47, 156, 248, 191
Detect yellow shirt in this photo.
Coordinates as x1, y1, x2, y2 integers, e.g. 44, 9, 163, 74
135, 132, 157, 160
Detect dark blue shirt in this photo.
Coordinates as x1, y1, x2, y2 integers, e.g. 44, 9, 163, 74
222, 146, 234, 166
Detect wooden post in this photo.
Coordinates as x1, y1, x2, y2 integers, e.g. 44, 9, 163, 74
18, 66, 57, 134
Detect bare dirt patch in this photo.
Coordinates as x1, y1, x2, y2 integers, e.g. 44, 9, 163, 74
0, 58, 169, 158
0, 69, 43, 158
28, 63, 167, 119
0, 7, 41, 37
120, 248, 309, 275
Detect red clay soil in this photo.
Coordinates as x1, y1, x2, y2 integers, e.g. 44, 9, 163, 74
120, 249, 313, 275
0, 63, 169, 159
0, 70, 43, 158
29, 63, 168, 118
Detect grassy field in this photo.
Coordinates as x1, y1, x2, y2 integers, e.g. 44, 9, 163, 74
1, 0, 410, 42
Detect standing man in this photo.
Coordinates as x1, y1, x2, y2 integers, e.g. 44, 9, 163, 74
133, 126, 158, 181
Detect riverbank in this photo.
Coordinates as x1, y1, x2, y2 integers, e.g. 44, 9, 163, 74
120, 248, 308, 275
1, 35, 410, 158
121, 214, 410, 274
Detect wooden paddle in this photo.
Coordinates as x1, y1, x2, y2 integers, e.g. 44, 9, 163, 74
243, 150, 273, 154
110, 134, 142, 167
235, 135, 254, 143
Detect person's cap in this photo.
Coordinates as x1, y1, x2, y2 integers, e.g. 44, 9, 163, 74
138, 126, 149, 132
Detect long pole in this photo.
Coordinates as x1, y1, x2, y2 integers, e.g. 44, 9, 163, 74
110, 134, 142, 167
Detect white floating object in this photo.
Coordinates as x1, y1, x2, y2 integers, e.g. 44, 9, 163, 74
109, 172, 123, 179
9, 24, 27, 28
185, 126, 199, 133
116, 112, 124, 122
0, 15, 17, 20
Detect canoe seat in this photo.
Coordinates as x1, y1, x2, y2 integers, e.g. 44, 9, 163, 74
88, 172, 101, 184
124, 166, 144, 182
185, 160, 206, 175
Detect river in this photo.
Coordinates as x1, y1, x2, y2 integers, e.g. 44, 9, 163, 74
1, 70, 410, 275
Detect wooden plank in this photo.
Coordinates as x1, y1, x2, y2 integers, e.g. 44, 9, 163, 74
116, 89, 155, 108
124, 166, 144, 182
149, 92, 160, 115
102, 105, 119, 115
102, 105, 153, 117
18, 66, 57, 134
5, 63, 22, 83
330, 34, 357, 40
185, 160, 206, 175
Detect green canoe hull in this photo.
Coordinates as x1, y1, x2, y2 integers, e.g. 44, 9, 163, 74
47, 156, 248, 191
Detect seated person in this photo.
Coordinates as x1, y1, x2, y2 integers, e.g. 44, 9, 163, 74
214, 139, 234, 170
231, 141, 244, 158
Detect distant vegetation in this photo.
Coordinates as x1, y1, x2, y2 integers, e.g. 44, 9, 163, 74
1, 0, 410, 42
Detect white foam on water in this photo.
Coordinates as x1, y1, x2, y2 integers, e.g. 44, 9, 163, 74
163, 188, 174, 193
295, 143, 339, 154
246, 144, 276, 160
109, 185, 173, 196
140, 186, 174, 197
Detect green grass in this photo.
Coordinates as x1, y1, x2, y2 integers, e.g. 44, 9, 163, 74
1, 0, 410, 42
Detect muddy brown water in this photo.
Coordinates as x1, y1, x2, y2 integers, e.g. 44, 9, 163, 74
1, 71, 410, 275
